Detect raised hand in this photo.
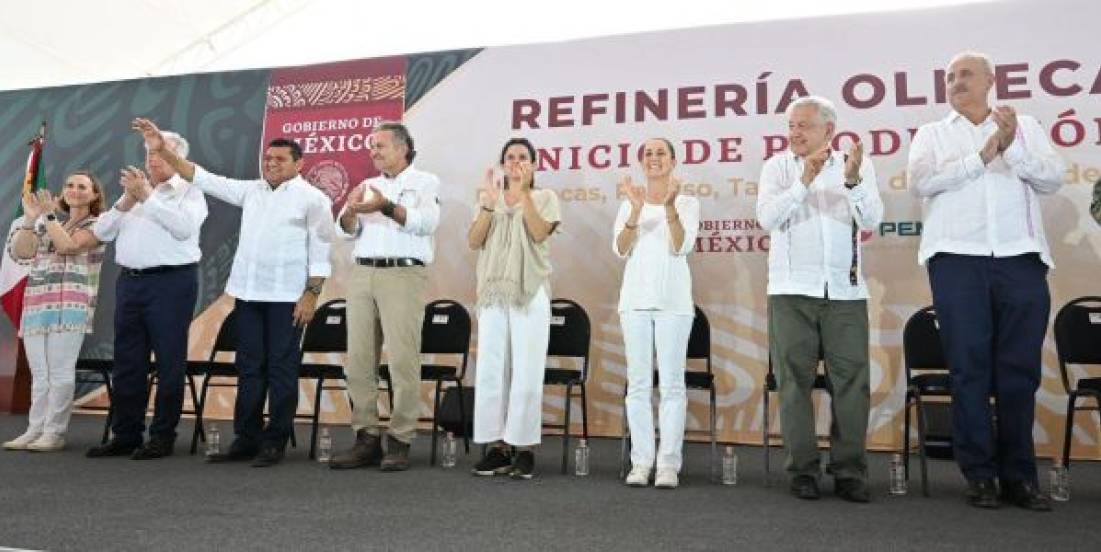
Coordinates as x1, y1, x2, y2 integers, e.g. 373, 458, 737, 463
992, 106, 1018, 150
120, 165, 153, 202
35, 189, 58, 215
21, 191, 44, 220
517, 162, 535, 192
480, 167, 501, 208
844, 140, 864, 183
801, 145, 831, 186
131, 118, 166, 153
664, 177, 682, 206
619, 175, 644, 211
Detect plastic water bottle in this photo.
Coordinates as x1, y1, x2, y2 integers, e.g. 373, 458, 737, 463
721, 446, 739, 486
889, 453, 907, 496
441, 432, 457, 468
317, 427, 332, 463
1049, 459, 1070, 502
574, 439, 590, 476
205, 423, 220, 457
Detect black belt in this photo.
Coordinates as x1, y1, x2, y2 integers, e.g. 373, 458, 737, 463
356, 257, 424, 268
121, 262, 198, 277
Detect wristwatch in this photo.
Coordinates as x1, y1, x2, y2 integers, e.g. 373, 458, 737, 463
45, 213, 57, 222
380, 200, 396, 218
844, 176, 862, 189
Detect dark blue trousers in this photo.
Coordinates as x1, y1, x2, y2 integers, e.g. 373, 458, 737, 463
232, 299, 302, 449
110, 265, 198, 445
927, 253, 1049, 484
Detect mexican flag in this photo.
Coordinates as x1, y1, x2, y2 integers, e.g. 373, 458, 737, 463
0, 126, 46, 330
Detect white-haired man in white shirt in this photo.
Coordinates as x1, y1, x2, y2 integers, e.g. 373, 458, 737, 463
909, 50, 1064, 512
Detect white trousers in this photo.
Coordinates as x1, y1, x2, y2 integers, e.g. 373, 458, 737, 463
473, 286, 550, 447
23, 331, 84, 436
622, 310, 692, 471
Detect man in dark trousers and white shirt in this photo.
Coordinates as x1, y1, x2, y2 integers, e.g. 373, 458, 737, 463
88, 130, 207, 460
132, 118, 333, 467
909, 51, 1064, 511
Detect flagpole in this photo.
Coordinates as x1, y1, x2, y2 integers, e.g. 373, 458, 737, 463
3, 122, 47, 414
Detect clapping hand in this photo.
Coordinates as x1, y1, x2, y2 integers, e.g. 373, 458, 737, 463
120, 166, 153, 202
479, 167, 502, 209
844, 140, 864, 183
992, 106, 1018, 151
619, 175, 645, 211
663, 177, 682, 206
346, 183, 387, 214
801, 145, 831, 186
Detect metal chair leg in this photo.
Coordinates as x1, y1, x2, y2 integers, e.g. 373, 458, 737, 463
1062, 392, 1077, 469
915, 393, 930, 497
903, 391, 912, 479
190, 376, 212, 454
430, 379, 442, 466
709, 387, 718, 483
763, 386, 771, 483
562, 382, 573, 475
101, 370, 114, 444
456, 380, 470, 453
307, 376, 324, 460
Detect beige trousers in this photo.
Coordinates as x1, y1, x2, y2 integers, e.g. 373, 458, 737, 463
345, 264, 427, 444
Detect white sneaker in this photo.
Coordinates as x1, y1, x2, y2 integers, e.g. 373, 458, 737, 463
27, 433, 65, 452
2, 430, 42, 450
655, 468, 679, 489
625, 466, 651, 487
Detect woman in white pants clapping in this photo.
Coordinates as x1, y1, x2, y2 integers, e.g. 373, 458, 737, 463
468, 138, 561, 480
614, 138, 700, 489
3, 173, 106, 452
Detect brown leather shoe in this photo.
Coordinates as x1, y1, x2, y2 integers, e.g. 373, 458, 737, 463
380, 434, 410, 472
329, 429, 382, 470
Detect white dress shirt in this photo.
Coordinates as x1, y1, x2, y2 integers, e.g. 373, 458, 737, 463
909, 111, 1065, 267
192, 166, 333, 302
612, 195, 700, 315
757, 150, 883, 300
92, 174, 208, 269
336, 164, 440, 263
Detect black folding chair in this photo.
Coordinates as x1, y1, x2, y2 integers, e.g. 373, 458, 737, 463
74, 359, 114, 444
1054, 297, 1101, 469
543, 298, 591, 474
189, 310, 240, 454
299, 300, 351, 460
763, 346, 831, 479
618, 305, 718, 481
380, 299, 472, 466
902, 305, 950, 497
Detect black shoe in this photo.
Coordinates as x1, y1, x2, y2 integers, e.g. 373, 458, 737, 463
472, 447, 512, 476
509, 450, 535, 480
206, 440, 259, 463
966, 479, 1000, 509
86, 438, 140, 458
1000, 480, 1052, 512
329, 429, 383, 470
250, 446, 285, 468
380, 435, 410, 472
131, 438, 174, 460
835, 478, 871, 503
790, 475, 820, 500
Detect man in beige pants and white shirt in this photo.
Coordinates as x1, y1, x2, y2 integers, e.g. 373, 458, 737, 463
330, 122, 440, 471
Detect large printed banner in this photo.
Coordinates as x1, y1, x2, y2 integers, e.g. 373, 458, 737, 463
404, 0, 1101, 457
75, 0, 1098, 459
262, 57, 406, 214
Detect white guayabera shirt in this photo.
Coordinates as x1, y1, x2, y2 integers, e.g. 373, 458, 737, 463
192, 166, 334, 302
908, 111, 1065, 267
